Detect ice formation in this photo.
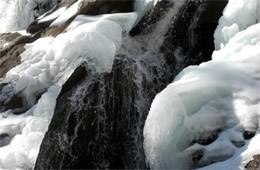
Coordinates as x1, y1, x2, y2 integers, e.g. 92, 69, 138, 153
144, 0, 260, 169
214, 0, 260, 50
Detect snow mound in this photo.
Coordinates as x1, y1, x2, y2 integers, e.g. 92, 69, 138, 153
144, 0, 260, 169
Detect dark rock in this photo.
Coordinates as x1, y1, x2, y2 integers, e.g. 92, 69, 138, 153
1, 93, 24, 114
0, 133, 12, 147
78, 0, 134, 15
244, 131, 256, 140
192, 129, 221, 145
192, 149, 204, 168
27, 19, 55, 34
59, 65, 88, 96
246, 155, 260, 170
162, 0, 228, 67
130, 0, 174, 36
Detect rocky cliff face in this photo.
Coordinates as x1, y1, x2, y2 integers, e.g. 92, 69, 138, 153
34, 0, 227, 169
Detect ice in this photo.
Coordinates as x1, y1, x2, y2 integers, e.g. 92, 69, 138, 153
214, 0, 260, 50
143, 0, 260, 169
38, 7, 66, 23
134, 0, 161, 26
6, 19, 123, 107
68, 12, 138, 33
50, 0, 81, 27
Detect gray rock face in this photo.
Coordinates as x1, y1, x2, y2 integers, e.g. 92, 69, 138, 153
35, 0, 227, 169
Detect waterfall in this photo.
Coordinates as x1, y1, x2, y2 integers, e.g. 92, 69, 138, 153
0, 0, 56, 33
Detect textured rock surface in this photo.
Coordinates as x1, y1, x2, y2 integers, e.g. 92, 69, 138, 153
0, 32, 41, 77
246, 155, 260, 170
35, 0, 227, 169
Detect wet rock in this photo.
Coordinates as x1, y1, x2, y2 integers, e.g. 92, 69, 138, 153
246, 155, 260, 170
130, 0, 174, 36
162, 0, 228, 67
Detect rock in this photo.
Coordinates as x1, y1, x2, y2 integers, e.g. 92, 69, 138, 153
130, 0, 174, 36
27, 20, 55, 34
192, 129, 220, 145
78, 0, 134, 15
0, 133, 12, 147
0, 32, 41, 77
0, 44, 24, 77
246, 155, 260, 170
244, 131, 256, 140
40, 16, 76, 37
162, 0, 228, 67
192, 149, 204, 168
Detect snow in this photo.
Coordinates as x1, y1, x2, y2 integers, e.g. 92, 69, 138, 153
144, 0, 260, 169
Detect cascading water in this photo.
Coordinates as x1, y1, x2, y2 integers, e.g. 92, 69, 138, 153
35, 0, 227, 169
0, 0, 56, 33
3, 0, 252, 169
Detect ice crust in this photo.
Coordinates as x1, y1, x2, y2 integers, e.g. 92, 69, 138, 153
144, 0, 260, 169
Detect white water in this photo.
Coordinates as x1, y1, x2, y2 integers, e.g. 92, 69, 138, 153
0, 0, 56, 33
144, 0, 260, 169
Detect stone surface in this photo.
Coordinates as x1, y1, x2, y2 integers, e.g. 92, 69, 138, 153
246, 155, 260, 170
